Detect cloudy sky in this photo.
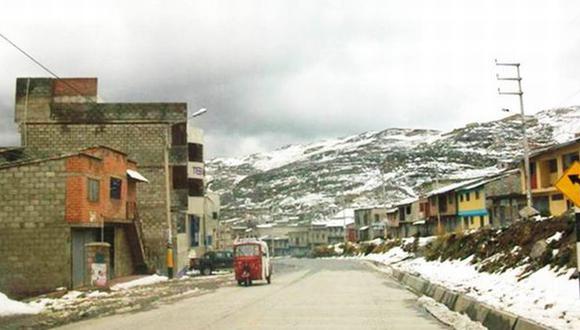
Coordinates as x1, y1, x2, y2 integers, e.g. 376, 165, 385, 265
1, 0, 579, 158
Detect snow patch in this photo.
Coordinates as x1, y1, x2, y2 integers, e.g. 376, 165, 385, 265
0, 292, 42, 317
110, 275, 168, 291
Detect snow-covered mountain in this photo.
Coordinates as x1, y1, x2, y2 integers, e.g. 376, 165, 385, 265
207, 107, 580, 223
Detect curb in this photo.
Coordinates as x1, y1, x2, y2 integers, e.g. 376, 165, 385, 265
368, 261, 551, 330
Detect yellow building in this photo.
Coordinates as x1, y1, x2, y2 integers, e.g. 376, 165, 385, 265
522, 138, 580, 216
456, 182, 490, 230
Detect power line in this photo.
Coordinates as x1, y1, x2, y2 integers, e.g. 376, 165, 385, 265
0, 32, 96, 103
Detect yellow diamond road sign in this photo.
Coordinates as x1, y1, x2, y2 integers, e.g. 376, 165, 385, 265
555, 161, 580, 207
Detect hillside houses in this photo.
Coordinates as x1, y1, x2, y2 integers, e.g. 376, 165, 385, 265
219, 137, 580, 257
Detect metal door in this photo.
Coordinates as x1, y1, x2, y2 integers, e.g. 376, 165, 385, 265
72, 229, 98, 288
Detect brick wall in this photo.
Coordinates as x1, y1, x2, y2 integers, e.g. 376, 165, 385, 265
0, 159, 70, 298
65, 149, 137, 224
23, 123, 186, 272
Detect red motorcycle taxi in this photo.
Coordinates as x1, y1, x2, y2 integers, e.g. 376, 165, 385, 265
233, 239, 272, 286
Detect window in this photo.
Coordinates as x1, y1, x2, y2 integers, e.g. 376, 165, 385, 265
479, 216, 484, 227
562, 152, 579, 170
188, 143, 203, 162
188, 178, 204, 197
551, 194, 564, 201
470, 216, 474, 225
475, 191, 480, 200
110, 178, 122, 200
548, 159, 557, 173
172, 166, 187, 189
460, 194, 464, 202
88, 178, 99, 202
374, 214, 379, 222
406, 206, 411, 214
419, 203, 425, 212
190, 215, 200, 247
212, 212, 218, 220
466, 193, 470, 202
171, 123, 187, 146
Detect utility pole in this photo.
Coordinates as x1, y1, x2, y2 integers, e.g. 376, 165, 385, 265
163, 128, 174, 278
496, 60, 533, 209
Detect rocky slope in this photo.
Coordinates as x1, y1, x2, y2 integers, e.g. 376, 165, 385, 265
207, 107, 580, 223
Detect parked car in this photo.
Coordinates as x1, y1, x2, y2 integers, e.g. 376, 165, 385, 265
189, 250, 233, 275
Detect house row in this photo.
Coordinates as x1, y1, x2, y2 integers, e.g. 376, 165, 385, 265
353, 137, 580, 240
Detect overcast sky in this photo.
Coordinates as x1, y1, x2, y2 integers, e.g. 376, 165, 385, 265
1, 0, 579, 158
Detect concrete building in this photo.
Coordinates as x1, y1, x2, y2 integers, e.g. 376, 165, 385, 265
0, 146, 147, 297
13, 77, 191, 274
426, 180, 477, 235
288, 228, 311, 257
456, 182, 490, 230
523, 138, 580, 216
485, 170, 525, 227
354, 207, 387, 241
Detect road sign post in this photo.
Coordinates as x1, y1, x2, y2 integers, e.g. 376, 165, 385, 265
554, 161, 580, 297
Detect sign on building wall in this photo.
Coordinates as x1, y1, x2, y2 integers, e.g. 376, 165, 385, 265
91, 263, 107, 287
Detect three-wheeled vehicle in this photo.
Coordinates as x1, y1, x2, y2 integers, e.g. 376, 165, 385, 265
233, 239, 272, 286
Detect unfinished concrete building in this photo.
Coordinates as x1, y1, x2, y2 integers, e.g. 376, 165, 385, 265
14, 77, 188, 273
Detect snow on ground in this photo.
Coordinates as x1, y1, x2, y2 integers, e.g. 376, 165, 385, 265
110, 274, 168, 291
361, 247, 412, 265
392, 256, 580, 330
546, 231, 563, 244
0, 292, 42, 317
418, 296, 486, 330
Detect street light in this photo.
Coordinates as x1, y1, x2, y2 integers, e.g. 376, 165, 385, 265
190, 108, 207, 119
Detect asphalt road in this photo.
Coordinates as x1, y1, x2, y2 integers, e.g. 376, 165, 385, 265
57, 259, 446, 330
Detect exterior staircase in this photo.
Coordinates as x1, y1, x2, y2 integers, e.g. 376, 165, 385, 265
126, 202, 149, 274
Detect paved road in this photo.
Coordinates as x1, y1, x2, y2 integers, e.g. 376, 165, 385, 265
58, 259, 446, 330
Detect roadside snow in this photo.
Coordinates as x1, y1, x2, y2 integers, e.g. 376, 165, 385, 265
0, 292, 42, 317
361, 247, 412, 265
418, 296, 486, 330
394, 257, 580, 330
110, 275, 168, 291
546, 231, 563, 244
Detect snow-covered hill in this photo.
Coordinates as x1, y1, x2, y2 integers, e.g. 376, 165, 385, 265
207, 107, 580, 223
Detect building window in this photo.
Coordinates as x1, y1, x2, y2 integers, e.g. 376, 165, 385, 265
110, 178, 122, 200
475, 191, 480, 200
189, 215, 200, 247
406, 206, 411, 214
171, 123, 187, 146
419, 203, 425, 212
479, 216, 484, 227
88, 178, 100, 202
460, 194, 464, 202
172, 166, 187, 189
562, 152, 579, 170
548, 159, 558, 173
470, 216, 474, 225
466, 193, 470, 202
212, 212, 218, 220
188, 143, 203, 162
551, 194, 564, 201
188, 178, 204, 197
374, 214, 379, 222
